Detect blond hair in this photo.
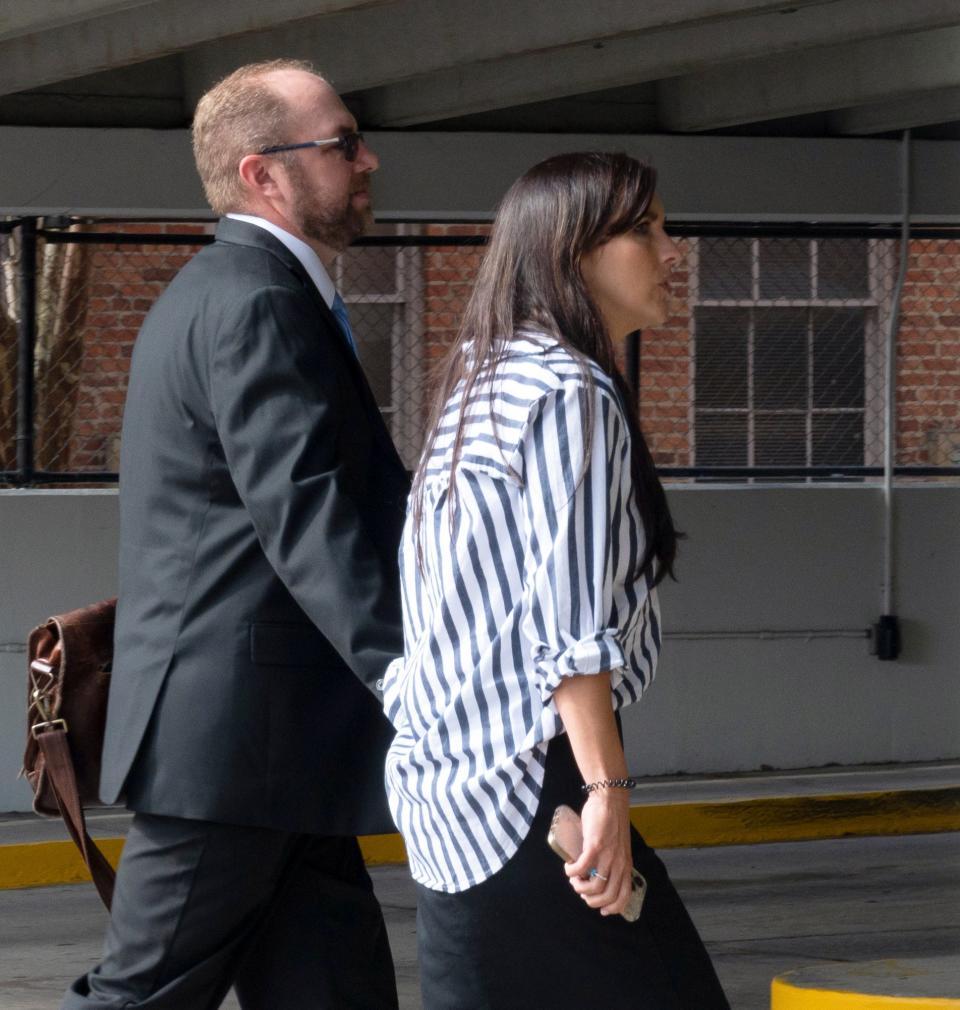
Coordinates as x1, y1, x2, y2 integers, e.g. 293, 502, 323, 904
192, 59, 325, 215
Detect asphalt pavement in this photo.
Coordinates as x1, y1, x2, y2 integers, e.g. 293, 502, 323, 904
1, 831, 958, 1009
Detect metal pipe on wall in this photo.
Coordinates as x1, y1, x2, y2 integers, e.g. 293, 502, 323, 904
876, 130, 912, 660
664, 629, 869, 642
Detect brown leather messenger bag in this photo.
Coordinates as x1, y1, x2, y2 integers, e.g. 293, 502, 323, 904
21, 597, 117, 909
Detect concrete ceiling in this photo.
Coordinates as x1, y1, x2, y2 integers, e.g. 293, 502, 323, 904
1, 0, 959, 138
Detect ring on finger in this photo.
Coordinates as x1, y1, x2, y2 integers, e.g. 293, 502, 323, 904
588, 867, 609, 881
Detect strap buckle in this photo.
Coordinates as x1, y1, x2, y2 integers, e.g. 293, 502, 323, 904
31, 718, 68, 738
29, 659, 56, 725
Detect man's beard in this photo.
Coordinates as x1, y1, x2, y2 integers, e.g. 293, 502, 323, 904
288, 163, 371, 252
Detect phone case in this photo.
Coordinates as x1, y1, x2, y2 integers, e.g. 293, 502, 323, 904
623, 868, 647, 922
547, 804, 583, 862
547, 804, 648, 922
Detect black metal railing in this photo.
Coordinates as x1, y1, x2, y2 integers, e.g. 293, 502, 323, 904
2, 218, 959, 486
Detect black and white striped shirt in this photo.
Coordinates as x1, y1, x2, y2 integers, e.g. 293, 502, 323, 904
382, 333, 661, 893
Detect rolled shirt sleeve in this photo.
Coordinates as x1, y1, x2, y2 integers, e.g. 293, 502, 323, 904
517, 377, 642, 703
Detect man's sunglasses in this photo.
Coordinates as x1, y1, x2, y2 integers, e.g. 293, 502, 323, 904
259, 131, 365, 162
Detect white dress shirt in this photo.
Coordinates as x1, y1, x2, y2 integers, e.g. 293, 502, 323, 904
226, 213, 337, 309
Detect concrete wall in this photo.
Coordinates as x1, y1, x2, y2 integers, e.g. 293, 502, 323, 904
0, 128, 958, 222
1, 491, 119, 812
625, 485, 960, 775
3, 485, 958, 811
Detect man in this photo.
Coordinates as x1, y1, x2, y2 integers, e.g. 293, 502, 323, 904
63, 60, 409, 1009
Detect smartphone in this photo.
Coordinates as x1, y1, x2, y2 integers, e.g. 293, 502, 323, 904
547, 804, 647, 922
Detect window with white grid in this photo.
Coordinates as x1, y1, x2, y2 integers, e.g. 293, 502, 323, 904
691, 236, 889, 475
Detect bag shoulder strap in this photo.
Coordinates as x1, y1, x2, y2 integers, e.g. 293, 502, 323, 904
27, 597, 118, 911
34, 726, 115, 908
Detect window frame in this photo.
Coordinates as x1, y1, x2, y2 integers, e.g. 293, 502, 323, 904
334, 224, 425, 470
688, 236, 890, 477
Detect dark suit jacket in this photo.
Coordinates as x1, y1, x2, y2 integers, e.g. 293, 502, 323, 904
100, 218, 409, 835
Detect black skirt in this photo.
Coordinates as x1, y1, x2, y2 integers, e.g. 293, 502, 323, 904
415, 733, 730, 1010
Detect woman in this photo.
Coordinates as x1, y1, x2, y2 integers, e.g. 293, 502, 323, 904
382, 152, 729, 1009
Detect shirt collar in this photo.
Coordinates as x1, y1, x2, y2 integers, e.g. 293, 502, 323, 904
226, 213, 337, 310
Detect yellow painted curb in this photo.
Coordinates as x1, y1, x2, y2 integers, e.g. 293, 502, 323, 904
772, 977, 959, 1009
0, 835, 407, 891
2, 787, 957, 890
772, 964, 960, 1009
0, 838, 124, 890
0, 834, 406, 891
630, 787, 960, 848
359, 832, 407, 865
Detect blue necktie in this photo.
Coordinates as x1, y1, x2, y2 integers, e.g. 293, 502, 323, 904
331, 292, 359, 358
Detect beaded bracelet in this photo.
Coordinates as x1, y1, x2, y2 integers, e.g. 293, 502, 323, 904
581, 777, 637, 794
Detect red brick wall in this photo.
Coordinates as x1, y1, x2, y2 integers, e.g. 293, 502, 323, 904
66, 223, 209, 470
896, 238, 960, 466
638, 238, 693, 467
48, 225, 960, 475
419, 226, 692, 466
415, 232, 960, 471
422, 223, 490, 367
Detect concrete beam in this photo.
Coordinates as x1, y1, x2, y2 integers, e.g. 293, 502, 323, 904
352, 0, 960, 126
0, 57, 184, 127
0, 1, 157, 42
830, 88, 960, 136
659, 24, 960, 132
0, 0, 384, 96
0, 126, 957, 223
0, 91, 185, 128
181, 0, 831, 108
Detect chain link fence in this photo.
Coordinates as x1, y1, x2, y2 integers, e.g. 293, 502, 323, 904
652, 229, 881, 479
0, 220, 210, 482
0, 220, 21, 478
1, 218, 958, 486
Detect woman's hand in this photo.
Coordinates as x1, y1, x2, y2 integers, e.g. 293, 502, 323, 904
565, 788, 633, 916
551, 670, 635, 916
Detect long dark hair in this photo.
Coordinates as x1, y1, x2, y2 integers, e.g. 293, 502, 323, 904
412, 151, 679, 585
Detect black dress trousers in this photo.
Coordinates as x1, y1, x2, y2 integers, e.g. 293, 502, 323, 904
61, 813, 398, 1010
415, 733, 730, 1010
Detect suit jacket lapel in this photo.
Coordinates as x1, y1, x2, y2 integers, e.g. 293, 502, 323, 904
214, 218, 363, 375
214, 218, 406, 473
